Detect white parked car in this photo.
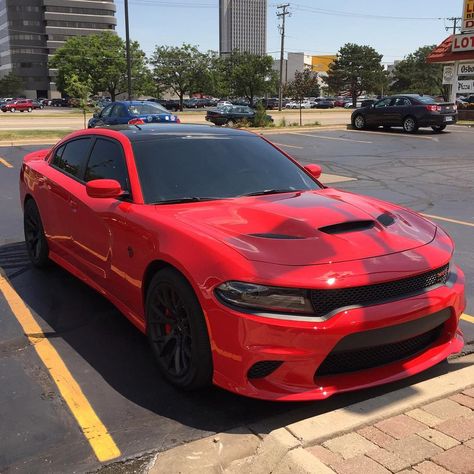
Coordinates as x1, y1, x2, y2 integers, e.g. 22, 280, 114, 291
285, 100, 312, 109
217, 101, 233, 108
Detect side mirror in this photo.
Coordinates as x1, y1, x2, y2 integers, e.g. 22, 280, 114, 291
304, 164, 322, 180
86, 179, 122, 198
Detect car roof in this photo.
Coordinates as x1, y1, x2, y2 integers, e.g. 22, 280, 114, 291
110, 100, 165, 106
101, 123, 255, 142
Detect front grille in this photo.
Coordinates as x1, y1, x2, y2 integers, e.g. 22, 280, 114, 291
316, 325, 443, 377
247, 361, 283, 379
310, 264, 449, 317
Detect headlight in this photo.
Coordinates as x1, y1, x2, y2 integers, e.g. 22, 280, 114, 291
215, 281, 314, 314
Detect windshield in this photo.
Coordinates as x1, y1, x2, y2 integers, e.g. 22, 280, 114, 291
128, 103, 169, 116
132, 135, 321, 204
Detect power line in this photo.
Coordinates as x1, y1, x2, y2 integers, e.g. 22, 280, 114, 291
277, 4, 290, 111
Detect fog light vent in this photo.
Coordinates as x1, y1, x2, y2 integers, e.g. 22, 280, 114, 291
247, 361, 283, 379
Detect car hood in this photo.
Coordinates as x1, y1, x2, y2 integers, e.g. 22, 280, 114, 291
167, 189, 436, 266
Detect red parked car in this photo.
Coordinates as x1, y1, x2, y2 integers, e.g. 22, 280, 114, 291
1, 99, 34, 113
19, 124, 465, 401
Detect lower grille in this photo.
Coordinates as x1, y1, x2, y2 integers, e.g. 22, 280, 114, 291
316, 325, 443, 377
248, 361, 283, 379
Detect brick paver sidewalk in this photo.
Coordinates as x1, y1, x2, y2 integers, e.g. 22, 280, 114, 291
306, 389, 474, 474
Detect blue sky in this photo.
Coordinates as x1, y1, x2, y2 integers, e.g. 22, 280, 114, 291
115, 0, 462, 64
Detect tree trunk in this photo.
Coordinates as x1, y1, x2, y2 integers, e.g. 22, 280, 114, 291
179, 92, 184, 111
110, 90, 116, 102
299, 99, 302, 126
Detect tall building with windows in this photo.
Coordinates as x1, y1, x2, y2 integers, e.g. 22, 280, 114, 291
0, 0, 116, 98
219, 0, 266, 56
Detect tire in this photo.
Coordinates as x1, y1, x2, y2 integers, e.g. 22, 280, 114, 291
146, 268, 213, 390
20, 110, 24, 113
403, 116, 418, 133
432, 125, 446, 133
353, 114, 366, 130
24, 199, 49, 268
27, 107, 32, 112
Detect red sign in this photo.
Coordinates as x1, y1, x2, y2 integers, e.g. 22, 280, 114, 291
452, 34, 474, 52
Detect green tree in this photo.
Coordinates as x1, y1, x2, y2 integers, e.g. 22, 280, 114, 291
287, 69, 320, 125
50, 32, 150, 100
64, 74, 92, 129
150, 44, 208, 110
325, 43, 387, 106
0, 72, 23, 96
391, 45, 446, 99
223, 51, 277, 106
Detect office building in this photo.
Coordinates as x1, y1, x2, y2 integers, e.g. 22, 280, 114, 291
219, 0, 266, 56
0, 0, 116, 98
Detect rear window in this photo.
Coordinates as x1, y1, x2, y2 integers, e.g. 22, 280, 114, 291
132, 134, 320, 204
128, 103, 169, 116
414, 96, 437, 104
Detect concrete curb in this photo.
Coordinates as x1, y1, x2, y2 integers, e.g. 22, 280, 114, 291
0, 138, 61, 147
146, 354, 474, 474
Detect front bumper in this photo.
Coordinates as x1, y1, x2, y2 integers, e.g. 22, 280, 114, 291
206, 266, 465, 401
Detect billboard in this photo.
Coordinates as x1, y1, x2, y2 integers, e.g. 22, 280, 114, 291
463, 0, 474, 32
311, 55, 336, 73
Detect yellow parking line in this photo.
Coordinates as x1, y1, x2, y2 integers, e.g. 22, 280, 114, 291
461, 313, 474, 324
0, 157, 13, 168
421, 214, 474, 228
0, 273, 121, 462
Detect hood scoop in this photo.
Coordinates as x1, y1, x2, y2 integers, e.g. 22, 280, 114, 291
319, 220, 376, 235
248, 233, 305, 240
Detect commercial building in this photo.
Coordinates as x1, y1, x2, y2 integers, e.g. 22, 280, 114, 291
0, 0, 116, 98
272, 52, 336, 86
219, 0, 266, 56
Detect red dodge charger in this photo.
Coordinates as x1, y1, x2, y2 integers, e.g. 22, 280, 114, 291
20, 124, 465, 401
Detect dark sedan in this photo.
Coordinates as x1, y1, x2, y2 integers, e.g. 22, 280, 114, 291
205, 105, 272, 126
314, 99, 334, 109
351, 95, 457, 133
88, 101, 179, 128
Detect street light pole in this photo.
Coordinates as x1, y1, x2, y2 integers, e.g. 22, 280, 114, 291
124, 0, 132, 101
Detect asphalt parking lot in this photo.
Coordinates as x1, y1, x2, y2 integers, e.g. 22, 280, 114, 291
0, 125, 473, 473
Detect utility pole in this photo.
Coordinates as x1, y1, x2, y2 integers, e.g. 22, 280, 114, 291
446, 17, 462, 35
124, 0, 132, 101
277, 4, 290, 111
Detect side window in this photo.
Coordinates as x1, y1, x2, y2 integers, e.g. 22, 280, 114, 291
100, 105, 114, 118
395, 98, 411, 106
85, 138, 129, 192
375, 98, 392, 108
51, 138, 91, 179
115, 105, 128, 118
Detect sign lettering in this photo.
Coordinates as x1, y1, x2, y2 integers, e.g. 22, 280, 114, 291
463, 0, 474, 31
452, 33, 474, 52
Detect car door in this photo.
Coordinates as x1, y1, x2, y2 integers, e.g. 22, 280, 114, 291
41, 137, 93, 258
365, 97, 393, 126
113, 104, 130, 124
94, 104, 114, 126
68, 137, 132, 290
392, 97, 412, 126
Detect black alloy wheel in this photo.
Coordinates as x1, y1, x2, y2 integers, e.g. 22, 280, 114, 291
24, 199, 49, 267
146, 269, 213, 390
432, 125, 446, 133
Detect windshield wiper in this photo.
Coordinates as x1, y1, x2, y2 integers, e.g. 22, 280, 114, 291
153, 197, 219, 205
240, 188, 301, 197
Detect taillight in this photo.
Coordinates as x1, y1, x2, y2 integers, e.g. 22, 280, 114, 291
426, 105, 441, 112
128, 118, 145, 125
175, 117, 181, 123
